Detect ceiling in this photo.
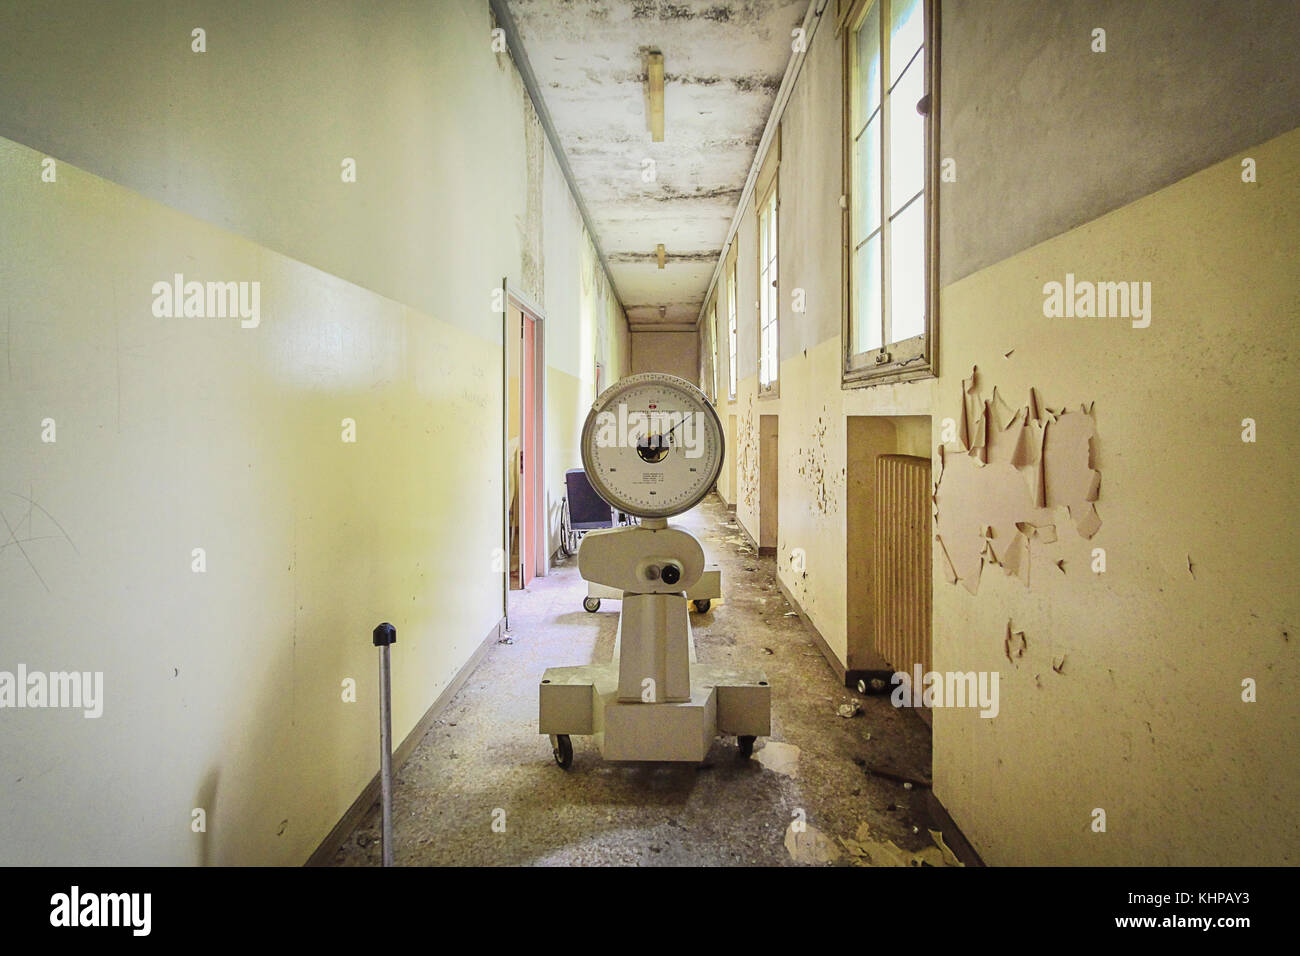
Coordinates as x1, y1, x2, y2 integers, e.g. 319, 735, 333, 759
503, 0, 810, 330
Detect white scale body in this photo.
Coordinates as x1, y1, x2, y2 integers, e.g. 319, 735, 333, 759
539, 373, 770, 763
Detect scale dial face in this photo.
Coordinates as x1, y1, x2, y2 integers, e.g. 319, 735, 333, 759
581, 372, 724, 519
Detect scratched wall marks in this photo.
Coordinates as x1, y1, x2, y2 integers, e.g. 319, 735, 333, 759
0, 487, 78, 592
934, 366, 1101, 594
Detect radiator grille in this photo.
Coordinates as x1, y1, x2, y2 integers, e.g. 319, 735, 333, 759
875, 454, 932, 680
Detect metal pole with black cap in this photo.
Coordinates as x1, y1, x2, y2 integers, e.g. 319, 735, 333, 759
372, 621, 397, 867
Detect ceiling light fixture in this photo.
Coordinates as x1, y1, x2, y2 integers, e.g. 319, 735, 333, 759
647, 52, 664, 142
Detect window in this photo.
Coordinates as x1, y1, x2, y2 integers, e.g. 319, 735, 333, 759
726, 250, 738, 400
843, 0, 936, 386
708, 300, 719, 402
758, 183, 779, 394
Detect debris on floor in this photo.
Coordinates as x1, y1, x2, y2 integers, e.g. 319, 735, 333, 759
754, 740, 800, 777
784, 821, 842, 864
837, 698, 862, 718
333, 493, 937, 868
839, 823, 965, 867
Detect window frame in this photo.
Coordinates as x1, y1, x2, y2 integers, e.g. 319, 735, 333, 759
757, 178, 780, 397
841, 0, 940, 389
708, 299, 719, 403
726, 248, 738, 401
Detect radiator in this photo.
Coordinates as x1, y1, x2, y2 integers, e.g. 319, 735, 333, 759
875, 454, 932, 679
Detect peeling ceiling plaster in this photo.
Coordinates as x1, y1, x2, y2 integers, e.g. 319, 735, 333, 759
505, 0, 809, 326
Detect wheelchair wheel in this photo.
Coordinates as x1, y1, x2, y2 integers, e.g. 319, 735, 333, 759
558, 498, 574, 557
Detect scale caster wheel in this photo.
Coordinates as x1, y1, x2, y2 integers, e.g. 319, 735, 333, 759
738, 735, 756, 759
551, 734, 573, 769
583, 597, 601, 613
693, 599, 712, 613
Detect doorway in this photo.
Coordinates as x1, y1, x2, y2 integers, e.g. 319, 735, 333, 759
503, 288, 546, 609
758, 415, 779, 555
845, 415, 932, 695
726, 414, 737, 509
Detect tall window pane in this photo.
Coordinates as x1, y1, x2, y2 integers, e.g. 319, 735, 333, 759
856, 0, 881, 126
889, 198, 925, 341
758, 188, 778, 389
854, 233, 882, 352
889, 0, 923, 84
727, 258, 737, 397
888, 55, 924, 213
848, 0, 930, 373
854, 113, 881, 239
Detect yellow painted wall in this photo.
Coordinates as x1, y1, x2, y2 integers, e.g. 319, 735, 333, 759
0, 0, 630, 865
720, 127, 1300, 864
705, 1, 1297, 864
0, 137, 502, 864
932, 128, 1300, 865
731, 341, 935, 667
630, 331, 700, 384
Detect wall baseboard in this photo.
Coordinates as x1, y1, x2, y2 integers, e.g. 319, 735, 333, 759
924, 789, 986, 867
775, 575, 847, 685
305, 615, 504, 866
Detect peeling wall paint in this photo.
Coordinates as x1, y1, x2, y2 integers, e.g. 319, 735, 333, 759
795, 409, 839, 517
737, 394, 760, 515
933, 129, 1300, 866
933, 366, 1101, 594
706, 0, 1298, 867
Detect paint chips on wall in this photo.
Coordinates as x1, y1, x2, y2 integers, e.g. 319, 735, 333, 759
934, 366, 1101, 593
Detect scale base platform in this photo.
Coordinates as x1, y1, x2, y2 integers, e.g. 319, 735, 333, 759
539, 663, 770, 763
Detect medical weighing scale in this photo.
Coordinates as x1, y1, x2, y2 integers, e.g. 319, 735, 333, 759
539, 372, 770, 767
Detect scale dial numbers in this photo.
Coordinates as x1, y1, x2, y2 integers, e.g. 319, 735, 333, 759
580, 373, 725, 519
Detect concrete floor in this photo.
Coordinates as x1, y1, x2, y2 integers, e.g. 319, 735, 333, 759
331, 494, 935, 866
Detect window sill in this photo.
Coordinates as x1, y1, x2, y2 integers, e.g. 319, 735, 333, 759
842, 359, 934, 389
